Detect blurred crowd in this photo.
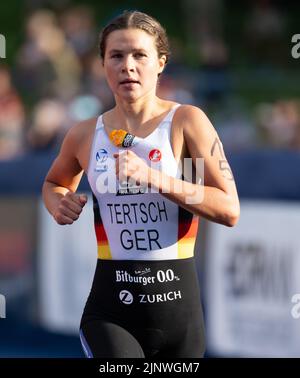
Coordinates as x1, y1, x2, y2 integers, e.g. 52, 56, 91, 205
0, 1, 299, 161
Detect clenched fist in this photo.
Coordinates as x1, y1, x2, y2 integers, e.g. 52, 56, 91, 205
53, 192, 88, 225
114, 150, 150, 187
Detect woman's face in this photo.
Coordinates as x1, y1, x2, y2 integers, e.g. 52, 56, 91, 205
103, 28, 166, 102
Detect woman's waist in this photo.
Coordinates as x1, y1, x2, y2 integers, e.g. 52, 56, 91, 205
87, 258, 201, 304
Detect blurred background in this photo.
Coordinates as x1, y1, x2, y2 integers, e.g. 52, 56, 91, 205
0, 0, 300, 357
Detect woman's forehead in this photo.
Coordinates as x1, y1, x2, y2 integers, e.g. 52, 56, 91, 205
106, 28, 156, 51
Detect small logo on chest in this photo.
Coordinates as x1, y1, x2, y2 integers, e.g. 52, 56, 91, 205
95, 148, 108, 171
149, 149, 161, 162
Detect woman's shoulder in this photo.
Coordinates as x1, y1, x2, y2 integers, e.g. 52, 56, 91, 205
171, 104, 217, 145
65, 116, 99, 143
172, 104, 209, 132
174, 104, 207, 121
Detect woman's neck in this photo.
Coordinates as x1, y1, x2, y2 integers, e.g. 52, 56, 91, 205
112, 96, 165, 133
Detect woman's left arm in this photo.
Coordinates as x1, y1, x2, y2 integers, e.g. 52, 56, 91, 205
150, 105, 240, 227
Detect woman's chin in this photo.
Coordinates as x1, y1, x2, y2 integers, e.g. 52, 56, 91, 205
117, 91, 142, 103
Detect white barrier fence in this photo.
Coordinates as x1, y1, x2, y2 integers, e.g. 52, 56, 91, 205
0, 294, 5, 318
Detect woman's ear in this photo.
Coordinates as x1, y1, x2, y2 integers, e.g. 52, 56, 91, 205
158, 55, 167, 74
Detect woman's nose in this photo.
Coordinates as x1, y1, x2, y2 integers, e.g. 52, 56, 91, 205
121, 55, 135, 72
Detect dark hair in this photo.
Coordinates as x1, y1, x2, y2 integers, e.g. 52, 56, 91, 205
99, 10, 170, 63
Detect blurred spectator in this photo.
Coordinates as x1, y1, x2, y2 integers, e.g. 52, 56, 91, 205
60, 5, 97, 63
26, 99, 66, 153
196, 36, 231, 109
212, 97, 258, 151
0, 65, 25, 160
255, 99, 300, 148
82, 53, 114, 111
157, 75, 196, 105
244, 0, 287, 66
16, 9, 81, 101
35, 25, 82, 100
68, 94, 103, 123
16, 9, 58, 99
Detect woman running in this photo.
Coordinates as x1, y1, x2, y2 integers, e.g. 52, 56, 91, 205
42, 10, 240, 358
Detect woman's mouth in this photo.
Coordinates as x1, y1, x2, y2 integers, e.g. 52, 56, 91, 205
120, 79, 140, 85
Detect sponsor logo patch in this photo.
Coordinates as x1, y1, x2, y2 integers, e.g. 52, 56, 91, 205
149, 149, 161, 162
95, 149, 108, 171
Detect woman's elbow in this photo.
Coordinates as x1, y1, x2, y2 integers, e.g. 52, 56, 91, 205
224, 203, 240, 227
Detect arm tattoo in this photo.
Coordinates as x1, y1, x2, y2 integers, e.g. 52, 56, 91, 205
210, 137, 225, 158
211, 137, 234, 181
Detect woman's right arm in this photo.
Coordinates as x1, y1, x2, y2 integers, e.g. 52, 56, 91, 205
42, 124, 87, 225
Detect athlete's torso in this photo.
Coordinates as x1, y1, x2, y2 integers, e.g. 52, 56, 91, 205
80, 104, 205, 355
86, 103, 199, 260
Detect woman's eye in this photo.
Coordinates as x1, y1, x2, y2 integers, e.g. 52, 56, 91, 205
111, 54, 122, 58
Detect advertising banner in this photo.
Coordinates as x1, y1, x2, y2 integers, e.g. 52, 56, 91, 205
205, 200, 300, 357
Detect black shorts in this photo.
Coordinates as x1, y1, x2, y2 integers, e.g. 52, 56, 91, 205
80, 257, 206, 358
